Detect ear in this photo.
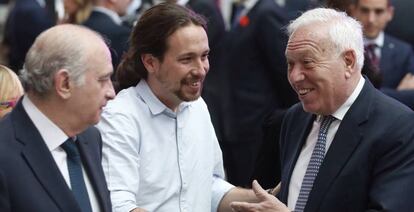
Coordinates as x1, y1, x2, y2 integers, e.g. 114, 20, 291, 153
141, 53, 160, 74
343, 50, 357, 79
54, 69, 72, 99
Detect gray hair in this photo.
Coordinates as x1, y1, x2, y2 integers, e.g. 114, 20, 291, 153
20, 24, 103, 96
287, 8, 365, 71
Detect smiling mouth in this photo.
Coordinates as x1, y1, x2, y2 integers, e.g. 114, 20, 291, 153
190, 82, 200, 87
298, 88, 313, 96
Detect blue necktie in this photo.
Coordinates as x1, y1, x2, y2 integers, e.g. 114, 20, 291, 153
294, 115, 335, 212
61, 138, 93, 212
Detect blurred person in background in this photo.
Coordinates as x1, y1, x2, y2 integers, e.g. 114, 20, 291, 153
326, 0, 383, 88
385, 0, 414, 49
83, 0, 132, 91
62, 0, 93, 24
0, 64, 23, 119
221, 0, 297, 187
3, 0, 57, 72
352, 0, 414, 109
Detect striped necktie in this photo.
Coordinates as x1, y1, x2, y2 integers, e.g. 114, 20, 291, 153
294, 115, 335, 212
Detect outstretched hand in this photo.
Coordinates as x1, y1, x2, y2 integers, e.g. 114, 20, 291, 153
230, 180, 290, 212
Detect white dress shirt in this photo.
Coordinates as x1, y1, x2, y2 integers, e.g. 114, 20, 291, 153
97, 80, 234, 212
287, 77, 365, 210
22, 96, 101, 212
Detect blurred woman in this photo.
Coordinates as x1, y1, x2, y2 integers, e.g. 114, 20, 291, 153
62, 0, 93, 24
0, 65, 23, 119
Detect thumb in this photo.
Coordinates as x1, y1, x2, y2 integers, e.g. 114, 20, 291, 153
252, 180, 269, 201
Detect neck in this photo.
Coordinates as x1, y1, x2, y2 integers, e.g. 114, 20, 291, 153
146, 78, 181, 112
28, 93, 85, 137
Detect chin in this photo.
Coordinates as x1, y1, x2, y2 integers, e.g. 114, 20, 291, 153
181, 96, 200, 102
301, 103, 320, 114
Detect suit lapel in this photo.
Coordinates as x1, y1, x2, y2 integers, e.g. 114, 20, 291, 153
305, 80, 374, 212
12, 101, 80, 212
280, 113, 315, 203
77, 132, 110, 212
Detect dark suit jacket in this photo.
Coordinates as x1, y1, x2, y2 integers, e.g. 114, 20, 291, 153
385, 0, 414, 48
380, 33, 414, 109
0, 99, 112, 212
284, 0, 322, 20
4, 0, 55, 71
82, 10, 131, 71
224, 0, 296, 144
219, 0, 297, 186
278, 80, 414, 211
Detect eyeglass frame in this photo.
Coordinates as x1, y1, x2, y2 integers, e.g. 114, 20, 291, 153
0, 98, 19, 110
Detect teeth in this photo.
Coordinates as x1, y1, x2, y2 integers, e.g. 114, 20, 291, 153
298, 88, 311, 95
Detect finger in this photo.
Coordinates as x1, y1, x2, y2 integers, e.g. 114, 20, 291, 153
270, 182, 281, 196
230, 201, 255, 211
252, 180, 270, 201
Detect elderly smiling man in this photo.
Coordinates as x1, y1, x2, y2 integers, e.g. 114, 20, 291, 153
231, 7, 414, 212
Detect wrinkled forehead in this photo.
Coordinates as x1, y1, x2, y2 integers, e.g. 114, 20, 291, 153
286, 25, 333, 56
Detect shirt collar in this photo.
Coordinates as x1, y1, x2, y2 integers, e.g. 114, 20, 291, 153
93, 6, 123, 25
235, 0, 258, 12
135, 80, 191, 116
364, 31, 384, 48
331, 76, 365, 121
36, 0, 45, 7
22, 96, 68, 151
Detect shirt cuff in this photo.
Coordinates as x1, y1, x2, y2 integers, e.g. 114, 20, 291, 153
111, 191, 139, 212
211, 175, 235, 212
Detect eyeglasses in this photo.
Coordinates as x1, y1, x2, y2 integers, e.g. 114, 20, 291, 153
0, 98, 18, 110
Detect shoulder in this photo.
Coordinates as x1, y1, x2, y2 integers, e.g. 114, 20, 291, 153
79, 126, 101, 139
284, 103, 307, 122
384, 33, 413, 52
372, 84, 412, 114
103, 87, 139, 115
188, 97, 211, 114
98, 87, 143, 131
0, 115, 16, 147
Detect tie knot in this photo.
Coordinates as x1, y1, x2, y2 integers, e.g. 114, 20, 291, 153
320, 115, 335, 133
61, 138, 80, 158
365, 43, 378, 51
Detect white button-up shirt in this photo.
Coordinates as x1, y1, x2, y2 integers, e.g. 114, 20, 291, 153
97, 80, 234, 212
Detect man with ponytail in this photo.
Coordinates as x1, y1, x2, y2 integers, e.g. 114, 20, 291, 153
97, 3, 258, 212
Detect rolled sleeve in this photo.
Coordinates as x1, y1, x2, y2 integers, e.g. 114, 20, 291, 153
211, 175, 234, 212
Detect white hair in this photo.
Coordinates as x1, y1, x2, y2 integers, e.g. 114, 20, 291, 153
20, 24, 104, 97
287, 8, 365, 71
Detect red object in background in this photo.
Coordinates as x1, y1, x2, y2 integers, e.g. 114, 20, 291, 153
239, 16, 250, 27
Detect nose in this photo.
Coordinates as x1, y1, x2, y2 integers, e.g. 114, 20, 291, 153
193, 57, 209, 77
368, 11, 376, 23
288, 64, 305, 83
106, 80, 116, 100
